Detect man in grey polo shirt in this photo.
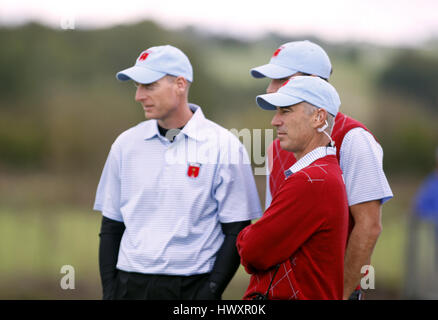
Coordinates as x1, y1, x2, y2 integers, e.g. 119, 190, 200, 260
94, 45, 262, 299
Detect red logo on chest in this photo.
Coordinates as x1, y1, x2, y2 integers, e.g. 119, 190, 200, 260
187, 163, 201, 178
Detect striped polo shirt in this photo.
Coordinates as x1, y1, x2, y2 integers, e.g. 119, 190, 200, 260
94, 104, 262, 275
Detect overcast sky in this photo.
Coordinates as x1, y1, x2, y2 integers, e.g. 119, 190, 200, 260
1, 0, 438, 46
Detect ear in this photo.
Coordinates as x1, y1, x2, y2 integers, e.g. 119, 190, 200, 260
313, 108, 327, 130
175, 76, 188, 94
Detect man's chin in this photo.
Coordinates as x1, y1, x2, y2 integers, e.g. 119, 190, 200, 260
144, 111, 158, 120
279, 141, 293, 152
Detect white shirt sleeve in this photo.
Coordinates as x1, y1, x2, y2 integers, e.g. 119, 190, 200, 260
214, 144, 263, 223
340, 128, 393, 206
93, 144, 124, 222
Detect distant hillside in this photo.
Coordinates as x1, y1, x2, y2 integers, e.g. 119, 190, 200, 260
0, 21, 437, 175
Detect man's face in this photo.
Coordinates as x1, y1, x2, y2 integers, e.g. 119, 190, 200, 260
134, 76, 179, 121
271, 102, 315, 154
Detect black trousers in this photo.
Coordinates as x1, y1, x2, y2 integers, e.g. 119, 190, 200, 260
112, 270, 210, 300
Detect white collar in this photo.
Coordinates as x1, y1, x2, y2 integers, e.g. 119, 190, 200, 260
284, 146, 336, 179
143, 103, 205, 141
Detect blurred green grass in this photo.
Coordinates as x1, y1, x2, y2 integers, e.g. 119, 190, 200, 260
0, 206, 101, 299
0, 173, 433, 299
0, 204, 251, 299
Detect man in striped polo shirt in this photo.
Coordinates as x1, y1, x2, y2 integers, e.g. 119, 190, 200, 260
94, 45, 262, 299
237, 76, 349, 299
250, 40, 393, 299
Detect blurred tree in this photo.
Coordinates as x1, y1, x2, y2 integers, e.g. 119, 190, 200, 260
1, 21, 436, 178
379, 118, 437, 175
378, 50, 438, 112
374, 50, 438, 175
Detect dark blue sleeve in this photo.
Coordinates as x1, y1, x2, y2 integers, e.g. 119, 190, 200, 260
195, 220, 251, 299
99, 216, 125, 300
414, 173, 438, 219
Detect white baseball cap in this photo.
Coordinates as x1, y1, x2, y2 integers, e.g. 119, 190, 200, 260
116, 45, 193, 84
250, 40, 332, 80
256, 76, 340, 117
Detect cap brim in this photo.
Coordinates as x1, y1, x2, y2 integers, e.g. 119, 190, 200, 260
250, 63, 298, 79
116, 66, 166, 83
256, 92, 303, 110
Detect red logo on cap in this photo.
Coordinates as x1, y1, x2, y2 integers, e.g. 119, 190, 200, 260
281, 79, 290, 87
139, 52, 149, 61
272, 46, 284, 57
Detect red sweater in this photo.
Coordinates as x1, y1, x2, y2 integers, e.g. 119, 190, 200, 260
237, 155, 348, 300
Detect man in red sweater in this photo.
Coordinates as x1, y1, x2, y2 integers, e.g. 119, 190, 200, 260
237, 76, 349, 300
250, 41, 393, 299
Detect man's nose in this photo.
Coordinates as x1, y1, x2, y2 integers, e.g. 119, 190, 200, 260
266, 81, 278, 94
135, 86, 148, 102
271, 111, 282, 127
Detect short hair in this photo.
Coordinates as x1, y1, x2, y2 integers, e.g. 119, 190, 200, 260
298, 72, 329, 82
165, 74, 191, 94
326, 113, 335, 135
302, 102, 335, 134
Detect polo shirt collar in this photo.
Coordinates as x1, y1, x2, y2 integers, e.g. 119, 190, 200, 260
284, 146, 336, 179
143, 103, 206, 141
180, 104, 207, 142
143, 120, 160, 140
